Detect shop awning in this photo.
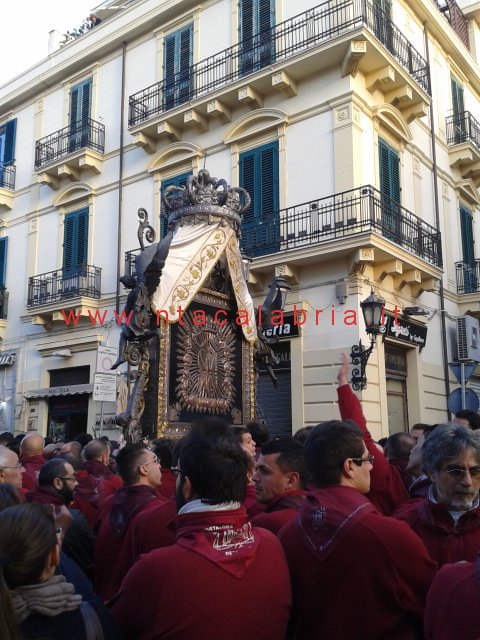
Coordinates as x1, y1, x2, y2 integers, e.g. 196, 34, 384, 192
25, 383, 93, 400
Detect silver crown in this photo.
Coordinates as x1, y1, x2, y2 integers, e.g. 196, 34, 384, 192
162, 170, 251, 235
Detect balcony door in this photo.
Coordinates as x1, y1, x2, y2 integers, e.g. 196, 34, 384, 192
460, 204, 476, 293
69, 79, 92, 152
379, 138, 401, 242
160, 171, 192, 238
62, 208, 89, 296
163, 25, 193, 110
0, 119, 16, 189
451, 76, 465, 143
239, 0, 275, 76
372, 0, 394, 54
239, 141, 279, 257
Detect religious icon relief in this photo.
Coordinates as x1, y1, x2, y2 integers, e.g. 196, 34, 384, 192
176, 311, 236, 414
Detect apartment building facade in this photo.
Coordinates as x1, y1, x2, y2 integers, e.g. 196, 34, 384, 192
0, 0, 479, 440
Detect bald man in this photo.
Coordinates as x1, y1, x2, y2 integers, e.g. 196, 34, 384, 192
0, 444, 24, 491
19, 432, 46, 491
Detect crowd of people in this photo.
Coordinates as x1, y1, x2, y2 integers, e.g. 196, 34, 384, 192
0, 353, 479, 638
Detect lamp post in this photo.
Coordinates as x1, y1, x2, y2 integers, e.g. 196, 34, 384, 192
350, 288, 385, 390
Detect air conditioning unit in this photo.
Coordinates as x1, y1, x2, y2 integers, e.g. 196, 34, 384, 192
457, 315, 480, 361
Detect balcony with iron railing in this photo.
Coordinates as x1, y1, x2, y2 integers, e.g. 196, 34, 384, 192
239, 185, 442, 267
34, 119, 105, 189
445, 111, 480, 182
0, 165, 16, 209
129, 0, 430, 142
433, 0, 469, 50
455, 260, 480, 294
27, 265, 102, 309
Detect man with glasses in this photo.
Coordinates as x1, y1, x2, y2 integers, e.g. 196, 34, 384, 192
94, 443, 163, 602
279, 420, 436, 640
25, 458, 95, 574
395, 423, 480, 565
0, 444, 24, 491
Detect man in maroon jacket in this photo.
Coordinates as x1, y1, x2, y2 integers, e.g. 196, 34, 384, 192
83, 438, 123, 492
395, 423, 480, 565
19, 432, 46, 491
109, 425, 291, 640
94, 443, 162, 601
279, 420, 436, 640
251, 436, 307, 534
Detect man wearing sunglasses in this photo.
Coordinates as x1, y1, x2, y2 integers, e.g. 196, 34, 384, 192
395, 422, 480, 565
279, 419, 436, 640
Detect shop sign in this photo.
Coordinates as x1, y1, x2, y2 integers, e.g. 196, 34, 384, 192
385, 313, 427, 350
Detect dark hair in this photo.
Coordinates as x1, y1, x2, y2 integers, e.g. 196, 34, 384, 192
38, 458, 68, 488
232, 426, 250, 443
377, 437, 388, 449
261, 437, 310, 489
246, 421, 269, 447
0, 504, 57, 640
422, 423, 480, 475
304, 421, 365, 487
293, 426, 314, 445
73, 433, 93, 447
179, 431, 248, 504
0, 432, 13, 446
83, 439, 109, 461
385, 433, 416, 461
115, 444, 150, 485
193, 417, 236, 446
410, 423, 430, 433
151, 438, 176, 468
0, 484, 21, 511
455, 410, 480, 430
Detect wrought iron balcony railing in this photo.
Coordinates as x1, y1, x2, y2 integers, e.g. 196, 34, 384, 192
27, 265, 102, 307
129, 0, 430, 127
433, 0, 469, 49
0, 289, 9, 320
446, 111, 480, 150
34, 119, 105, 169
0, 165, 15, 191
455, 260, 480, 294
239, 185, 442, 267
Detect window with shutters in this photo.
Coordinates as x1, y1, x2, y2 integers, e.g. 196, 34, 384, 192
0, 237, 8, 290
160, 172, 192, 238
239, 0, 275, 76
63, 208, 89, 282
163, 25, 193, 110
239, 141, 279, 256
378, 138, 401, 242
0, 119, 16, 189
460, 204, 476, 293
451, 76, 465, 143
69, 79, 92, 152
372, 0, 394, 53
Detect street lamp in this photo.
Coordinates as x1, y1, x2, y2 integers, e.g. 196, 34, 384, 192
350, 288, 385, 390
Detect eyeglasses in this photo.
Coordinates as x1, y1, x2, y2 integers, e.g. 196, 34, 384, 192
442, 467, 480, 478
140, 454, 159, 469
351, 455, 375, 466
171, 466, 182, 479
58, 476, 78, 484
0, 462, 23, 469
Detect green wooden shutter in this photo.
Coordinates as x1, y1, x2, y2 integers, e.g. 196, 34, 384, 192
379, 138, 401, 239
0, 238, 8, 289
163, 25, 192, 109
239, 152, 256, 225
3, 120, 16, 165
70, 79, 92, 128
160, 172, 192, 238
451, 76, 465, 118
240, 0, 254, 44
460, 204, 476, 292
239, 141, 279, 256
63, 209, 89, 274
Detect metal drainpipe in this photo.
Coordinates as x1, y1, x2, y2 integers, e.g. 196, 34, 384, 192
423, 22, 451, 418
116, 42, 127, 314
